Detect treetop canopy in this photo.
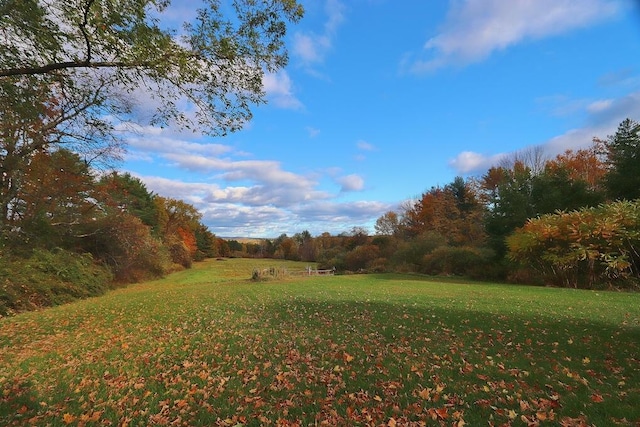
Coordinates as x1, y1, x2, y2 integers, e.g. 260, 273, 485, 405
0, 0, 304, 135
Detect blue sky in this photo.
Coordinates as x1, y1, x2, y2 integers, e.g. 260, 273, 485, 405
123, 0, 640, 238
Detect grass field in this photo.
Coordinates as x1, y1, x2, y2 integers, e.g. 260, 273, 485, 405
1, 258, 639, 426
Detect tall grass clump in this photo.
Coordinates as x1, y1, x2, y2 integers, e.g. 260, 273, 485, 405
0, 248, 112, 315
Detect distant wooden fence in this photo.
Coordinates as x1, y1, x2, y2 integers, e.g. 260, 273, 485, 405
291, 267, 336, 276
252, 266, 335, 280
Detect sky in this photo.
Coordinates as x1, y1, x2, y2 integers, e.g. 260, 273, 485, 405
122, 0, 640, 238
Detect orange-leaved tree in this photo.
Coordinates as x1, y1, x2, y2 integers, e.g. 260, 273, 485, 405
400, 177, 485, 246
154, 196, 203, 268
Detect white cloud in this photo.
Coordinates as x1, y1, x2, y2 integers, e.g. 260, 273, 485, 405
134, 175, 210, 199
336, 174, 365, 192
293, 33, 327, 64
293, 0, 345, 68
357, 140, 376, 151
151, 0, 199, 28
543, 91, 640, 153
410, 0, 621, 72
449, 151, 507, 174
127, 135, 232, 157
262, 71, 303, 110
200, 204, 293, 237
355, 140, 377, 161
128, 178, 296, 237
598, 68, 640, 88
587, 99, 614, 113
121, 124, 236, 164
148, 152, 342, 210
292, 200, 392, 234
163, 154, 316, 187
123, 121, 392, 236
535, 95, 592, 118
306, 126, 321, 138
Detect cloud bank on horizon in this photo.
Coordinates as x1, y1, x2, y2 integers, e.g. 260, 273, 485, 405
121, 0, 640, 237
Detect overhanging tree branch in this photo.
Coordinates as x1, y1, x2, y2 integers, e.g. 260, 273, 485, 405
0, 60, 161, 77
79, 0, 98, 65
2, 0, 303, 235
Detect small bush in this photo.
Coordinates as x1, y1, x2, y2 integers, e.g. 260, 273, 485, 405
317, 247, 347, 271
80, 213, 171, 282
370, 257, 388, 273
345, 244, 380, 271
422, 246, 496, 277
390, 232, 447, 271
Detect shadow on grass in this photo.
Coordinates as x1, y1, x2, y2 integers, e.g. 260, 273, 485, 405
363, 272, 501, 285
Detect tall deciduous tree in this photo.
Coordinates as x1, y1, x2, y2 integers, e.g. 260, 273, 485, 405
153, 196, 203, 267
545, 145, 607, 192
1, 0, 303, 132
375, 211, 400, 236
483, 145, 608, 259
0, 69, 125, 236
530, 163, 604, 215
401, 177, 485, 246
1, 0, 303, 237
482, 162, 534, 256
10, 149, 98, 249
194, 223, 217, 259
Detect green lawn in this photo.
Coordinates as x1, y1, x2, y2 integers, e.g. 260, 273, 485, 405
1, 258, 639, 426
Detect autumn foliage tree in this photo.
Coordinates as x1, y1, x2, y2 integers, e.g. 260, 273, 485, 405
371, 177, 494, 276
481, 162, 535, 257
0, 147, 218, 310
545, 145, 607, 191
482, 148, 606, 258
401, 177, 485, 247
374, 211, 400, 236
7, 149, 99, 250
81, 212, 170, 282
154, 196, 204, 268
484, 120, 638, 287
0, 0, 303, 142
533, 161, 605, 220
194, 224, 217, 260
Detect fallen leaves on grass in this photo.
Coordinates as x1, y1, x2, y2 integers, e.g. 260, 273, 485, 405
0, 271, 638, 426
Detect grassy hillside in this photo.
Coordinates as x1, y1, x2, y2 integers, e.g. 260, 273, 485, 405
1, 258, 638, 425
